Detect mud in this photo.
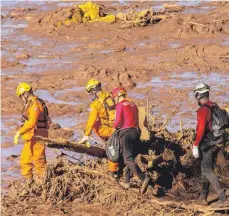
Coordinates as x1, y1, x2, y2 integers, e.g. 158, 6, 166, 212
1, 1, 229, 215
2, 129, 229, 215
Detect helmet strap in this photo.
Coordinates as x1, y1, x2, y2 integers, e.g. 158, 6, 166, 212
91, 91, 98, 101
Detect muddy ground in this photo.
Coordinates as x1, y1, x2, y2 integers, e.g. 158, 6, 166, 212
1, 1, 229, 215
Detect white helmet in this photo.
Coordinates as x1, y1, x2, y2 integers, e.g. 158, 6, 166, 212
194, 83, 210, 97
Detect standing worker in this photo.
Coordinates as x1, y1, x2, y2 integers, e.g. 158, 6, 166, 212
112, 87, 150, 194
78, 79, 118, 176
192, 83, 228, 207
14, 83, 51, 179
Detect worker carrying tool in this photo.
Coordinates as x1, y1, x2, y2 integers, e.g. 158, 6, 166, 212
79, 79, 118, 176
14, 82, 51, 178
112, 87, 150, 193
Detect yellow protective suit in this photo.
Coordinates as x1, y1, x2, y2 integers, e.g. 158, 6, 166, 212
62, 2, 116, 27
78, 2, 116, 24
19, 96, 48, 178
84, 91, 117, 172
84, 91, 115, 138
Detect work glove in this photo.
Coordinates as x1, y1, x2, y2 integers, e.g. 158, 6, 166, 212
192, 146, 199, 159
78, 135, 90, 147
14, 131, 21, 145
148, 161, 154, 169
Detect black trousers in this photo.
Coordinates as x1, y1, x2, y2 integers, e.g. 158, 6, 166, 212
200, 146, 226, 200
118, 128, 145, 183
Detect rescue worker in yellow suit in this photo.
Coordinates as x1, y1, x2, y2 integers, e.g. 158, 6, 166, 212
14, 83, 51, 178
78, 79, 119, 176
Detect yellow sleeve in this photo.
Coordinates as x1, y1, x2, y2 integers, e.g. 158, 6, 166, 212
84, 102, 99, 136
19, 102, 40, 135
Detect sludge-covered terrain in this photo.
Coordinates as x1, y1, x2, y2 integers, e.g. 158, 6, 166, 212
2, 128, 229, 215
1, 1, 229, 215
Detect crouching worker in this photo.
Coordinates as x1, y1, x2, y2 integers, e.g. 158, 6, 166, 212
112, 87, 150, 194
78, 79, 118, 176
14, 83, 51, 179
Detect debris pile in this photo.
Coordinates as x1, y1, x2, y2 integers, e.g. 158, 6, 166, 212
116, 3, 185, 29
33, 2, 116, 31
177, 13, 229, 35
29, 2, 186, 32
2, 128, 229, 215
5, 158, 133, 204
117, 9, 168, 28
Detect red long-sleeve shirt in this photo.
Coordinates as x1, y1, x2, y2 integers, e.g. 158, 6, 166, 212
194, 100, 213, 146
114, 99, 139, 129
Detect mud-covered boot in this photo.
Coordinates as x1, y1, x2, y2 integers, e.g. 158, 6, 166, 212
108, 171, 119, 181
123, 167, 132, 184
119, 181, 130, 189
211, 200, 229, 208
120, 167, 131, 189
195, 190, 208, 206
211, 189, 228, 208
140, 176, 150, 194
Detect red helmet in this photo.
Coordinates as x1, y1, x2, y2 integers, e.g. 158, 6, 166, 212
111, 87, 127, 97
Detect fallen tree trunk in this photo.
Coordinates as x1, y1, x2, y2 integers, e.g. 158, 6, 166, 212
35, 136, 106, 158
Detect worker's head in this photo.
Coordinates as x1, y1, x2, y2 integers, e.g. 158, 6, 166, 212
194, 83, 210, 105
16, 82, 33, 103
111, 87, 127, 104
85, 79, 102, 97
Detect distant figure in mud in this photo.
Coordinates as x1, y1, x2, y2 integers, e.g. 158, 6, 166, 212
78, 79, 118, 176
193, 83, 229, 207
111, 87, 150, 194
14, 83, 51, 179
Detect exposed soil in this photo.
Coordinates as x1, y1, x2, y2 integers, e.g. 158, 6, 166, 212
1, 1, 229, 215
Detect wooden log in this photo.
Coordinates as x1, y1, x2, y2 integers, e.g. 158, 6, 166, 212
35, 136, 106, 158
151, 197, 229, 213
138, 106, 150, 140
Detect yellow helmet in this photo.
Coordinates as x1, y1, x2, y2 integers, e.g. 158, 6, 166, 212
85, 79, 101, 93
16, 82, 32, 97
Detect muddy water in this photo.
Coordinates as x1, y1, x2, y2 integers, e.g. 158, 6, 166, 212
1, 1, 85, 189
137, 71, 229, 132
1, 1, 229, 192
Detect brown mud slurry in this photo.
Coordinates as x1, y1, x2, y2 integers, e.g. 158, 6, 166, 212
1, 1, 229, 215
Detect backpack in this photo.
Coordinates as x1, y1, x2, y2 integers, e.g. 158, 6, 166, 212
106, 130, 120, 162
204, 104, 229, 141
97, 96, 116, 123
37, 98, 52, 129
21, 98, 52, 129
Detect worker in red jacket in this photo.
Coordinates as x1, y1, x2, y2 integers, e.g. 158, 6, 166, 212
193, 83, 228, 208
112, 87, 150, 194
